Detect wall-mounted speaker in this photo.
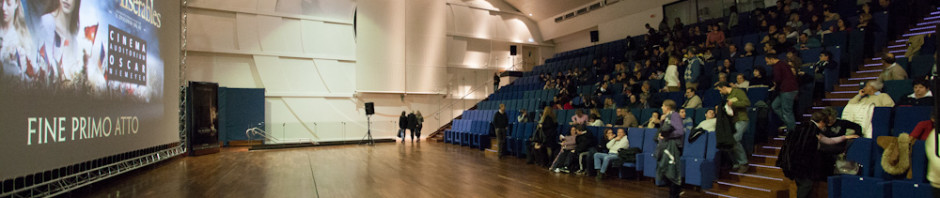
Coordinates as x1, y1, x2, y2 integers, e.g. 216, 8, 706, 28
510, 45, 517, 56
590, 30, 599, 42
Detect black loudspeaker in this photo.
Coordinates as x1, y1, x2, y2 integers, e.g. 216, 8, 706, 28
510, 45, 517, 56
365, 102, 375, 115
590, 30, 599, 42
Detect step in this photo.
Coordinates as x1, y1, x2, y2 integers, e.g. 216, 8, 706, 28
825, 91, 858, 99
826, 100, 849, 106
725, 171, 787, 188
755, 145, 781, 156
707, 180, 789, 198
849, 70, 881, 79
834, 84, 861, 92
745, 163, 785, 179
749, 154, 778, 166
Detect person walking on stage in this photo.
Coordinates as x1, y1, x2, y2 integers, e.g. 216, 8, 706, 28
415, 111, 424, 142
493, 103, 510, 158
407, 111, 418, 142
398, 111, 408, 142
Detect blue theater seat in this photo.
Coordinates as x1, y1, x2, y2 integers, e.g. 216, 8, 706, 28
746, 87, 769, 103
828, 175, 887, 198
641, 128, 659, 178
681, 129, 708, 187
892, 107, 932, 136
886, 180, 934, 198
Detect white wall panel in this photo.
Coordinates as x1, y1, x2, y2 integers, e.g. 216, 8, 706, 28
256, 16, 305, 54
186, 53, 262, 88
356, 0, 406, 92
235, 13, 262, 51
299, 0, 357, 22
301, 20, 356, 60
275, 0, 304, 15
189, 0, 259, 12
254, 56, 328, 95
312, 59, 356, 93
186, 9, 238, 51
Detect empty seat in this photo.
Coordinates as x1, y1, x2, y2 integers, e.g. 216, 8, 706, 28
892, 106, 932, 136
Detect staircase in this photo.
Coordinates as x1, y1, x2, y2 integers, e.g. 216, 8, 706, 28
705, 137, 793, 198
823, 8, 940, 106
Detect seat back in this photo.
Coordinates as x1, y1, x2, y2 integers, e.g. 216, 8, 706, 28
627, 127, 645, 150
883, 79, 913, 103
746, 87, 770, 103
846, 138, 874, 177
683, 129, 707, 159
892, 106, 932, 136
642, 128, 659, 153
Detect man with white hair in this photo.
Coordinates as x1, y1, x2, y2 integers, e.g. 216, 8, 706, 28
847, 80, 895, 107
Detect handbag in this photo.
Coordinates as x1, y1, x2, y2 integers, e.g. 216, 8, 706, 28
833, 153, 860, 175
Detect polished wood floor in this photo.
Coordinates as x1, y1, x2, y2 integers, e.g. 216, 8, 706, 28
63, 140, 706, 198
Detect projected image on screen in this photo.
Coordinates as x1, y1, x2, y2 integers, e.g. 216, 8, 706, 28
0, 0, 179, 181
0, 0, 164, 101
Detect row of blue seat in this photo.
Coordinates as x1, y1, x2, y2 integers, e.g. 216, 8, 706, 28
443, 120, 492, 149
478, 99, 543, 112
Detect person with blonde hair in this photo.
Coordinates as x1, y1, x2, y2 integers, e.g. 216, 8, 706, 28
0, 0, 33, 78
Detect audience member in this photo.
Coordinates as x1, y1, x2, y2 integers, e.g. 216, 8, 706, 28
398, 111, 408, 139
714, 72, 730, 87
718, 59, 734, 74
927, 117, 940, 197
664, 56, 680, 92
910, 112, 935, 141
796, 33, 821, 50
575, 125, 598, 175
696, 109, 717, 132
750, 67, 772, 87
683, 88, 703, 109
551, 127, 579, 173
717, 82, 751, 173
734, 73, 750, 89
656, 99, 685, 198
494, 104, 510, 158
706, 24, 726, 48
768, 53, 798, 134
725, 44, 740, 60
879, 53, 908, 81
680, 108, 693, 132
742, 42, 757, 57
613, 108, 639, 128
517, 109, 530, 123
823, 8, 840, 22
528, 106, 558, 166
570, 109, 589, 126
645, 111, 663, 129
594, 128, 629, 180
684, 48, 704, 90
848, 80, 896, 107
900, 80, 934, 106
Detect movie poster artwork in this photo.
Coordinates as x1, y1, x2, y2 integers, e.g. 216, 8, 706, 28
0, 0, 164, 102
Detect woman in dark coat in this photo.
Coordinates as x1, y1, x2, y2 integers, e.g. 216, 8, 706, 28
529, 107, 558, 167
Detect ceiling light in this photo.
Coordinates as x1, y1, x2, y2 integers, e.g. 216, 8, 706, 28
529, 13, 533, 16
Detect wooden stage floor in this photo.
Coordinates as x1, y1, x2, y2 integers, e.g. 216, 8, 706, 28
62, 141, 706, 197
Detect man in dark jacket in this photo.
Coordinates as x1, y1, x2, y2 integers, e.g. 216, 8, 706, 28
399, 112, 408, 141
493, 104, 509, 158
718, 82, 751, 173
407, 112, 418, 142
574, 126, 597, 174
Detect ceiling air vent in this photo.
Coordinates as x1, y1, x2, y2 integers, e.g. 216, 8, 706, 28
555, 1, 613, 23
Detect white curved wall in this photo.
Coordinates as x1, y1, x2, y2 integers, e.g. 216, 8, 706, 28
185, 0, 547, 142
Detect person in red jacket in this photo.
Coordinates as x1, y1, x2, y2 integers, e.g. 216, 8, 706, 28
910, 112, 936, 141
768, 53, 798, 135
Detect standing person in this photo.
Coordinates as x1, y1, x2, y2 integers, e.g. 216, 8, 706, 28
717, 82, 751, 172
664, 56, 680, 92
926, 116, 940, 197
398, 111, 407, 141
494, 72, 501, 91
779, 111, 858, 198
657, 99, 685, 198
684, 47, 704, 90
768, 53, 798, 135
407, 111, 417, 142
528, 107, 557, 166
594, 128, 629, 180
493, 104, 510, 158
415, 111, 424, 142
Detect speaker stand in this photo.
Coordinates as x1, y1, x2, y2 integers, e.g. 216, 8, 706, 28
359, 115, 375, 146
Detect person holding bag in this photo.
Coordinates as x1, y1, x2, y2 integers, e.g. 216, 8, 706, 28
528, 107, 557, 167
655, 99, 685, 198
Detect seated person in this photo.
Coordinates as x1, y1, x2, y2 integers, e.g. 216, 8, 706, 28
750, 67, 772, 87
570, 109, 589, 125
900, 80, 934, 106
910, 112, 936, 141
517, 109, 530, 122
552, 127, 580, 173
733, 73, 750, 89
644, 111, 663, 128
683, 88, 703, 109
593, 128, 629, 180
611, 108, 638, 128
848, 80, 895, 107
680, 109, 693, 132
878, 53, 908, 81
696, 109, 717, 132
574, 126, 598, 174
